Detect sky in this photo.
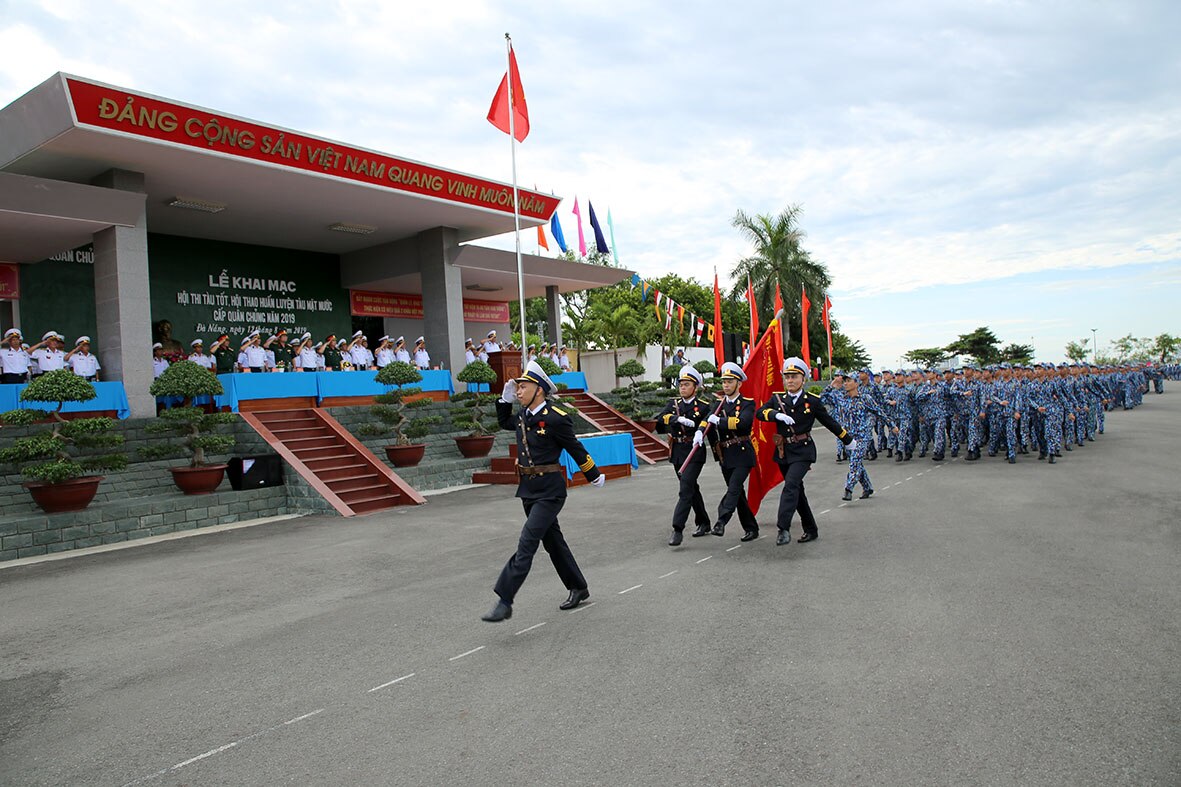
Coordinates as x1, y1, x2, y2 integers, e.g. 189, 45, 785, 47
1, 0, 1178, 364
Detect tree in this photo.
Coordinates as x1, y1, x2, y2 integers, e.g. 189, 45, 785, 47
597, 304, 640, 375
944, 327, 1002, 365
1151, 333, 1179, 362
904, 347, 947, 368
1064, 339, 1092, 363
999, 343, 1035, 364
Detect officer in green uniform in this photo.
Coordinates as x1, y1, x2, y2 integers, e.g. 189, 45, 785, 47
319, 333, 341, 371
266, 329, 294, 371
210, 333, 236, 374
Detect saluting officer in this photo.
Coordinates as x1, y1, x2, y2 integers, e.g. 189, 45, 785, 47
210, 334, 236, 375
695, 361, 759, 540
654, 365, 717, 545
756, 357, 854, 545
482, 361, 605, 623
266, 329, 294, 371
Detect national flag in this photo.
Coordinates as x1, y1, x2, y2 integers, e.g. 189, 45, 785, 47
823, 294, 833, 366
588, 201, 609, 254
746, 275, 759, 349
713, 270, 724, 369
774, 281, 784, 316
550, 212, 568, 253
800, 287, 812, 370
607, 209, 620, 266
487, 45, 530, 142
572, 198, 587, 257
536, 224, 549, 251
741, 315, 786, 516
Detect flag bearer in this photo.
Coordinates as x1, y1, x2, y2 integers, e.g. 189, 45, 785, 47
694, 361, 759, 540
654, 366, 716, 545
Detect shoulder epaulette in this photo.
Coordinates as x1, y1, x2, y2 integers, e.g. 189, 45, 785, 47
551, 406, 567, 416
741, 396, 754, 401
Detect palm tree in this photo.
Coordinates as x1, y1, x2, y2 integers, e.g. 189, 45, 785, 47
729, 206, 832, 358
596, 304, 640, 385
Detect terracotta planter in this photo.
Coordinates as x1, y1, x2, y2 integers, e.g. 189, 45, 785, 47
385, 443, 426, 467
169, 464, 227, 495
23, 475, 104, 513
454, 434, 496, 458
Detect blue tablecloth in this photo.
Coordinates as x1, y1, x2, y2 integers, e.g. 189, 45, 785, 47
315, 369, 455, 400
552, 372, 587, 390
559, 433, 638, 480
2, 381, 132, 419
212, 370, 457, 411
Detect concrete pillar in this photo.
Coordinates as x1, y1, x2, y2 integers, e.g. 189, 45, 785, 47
416, 227, 466, 378
90, 169, 154, 419
545, 285, 563, 350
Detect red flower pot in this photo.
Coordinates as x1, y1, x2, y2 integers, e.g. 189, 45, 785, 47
169, 464, 227, 495
23, 476, 104, 513
454, 435, 496, 458
385, 444, 426, 467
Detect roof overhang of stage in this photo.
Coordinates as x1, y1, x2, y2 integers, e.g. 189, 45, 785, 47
0, 73, 630, 296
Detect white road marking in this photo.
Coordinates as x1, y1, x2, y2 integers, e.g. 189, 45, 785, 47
696, 556, 713, 564
838, 502, 848, 507
658, 570, 677, 579
725, 545, 742, 552
368, 674, 415, 693
906, 476, 914, 480
449, 646, 485, 662
169, 742, 239, 771
819, 509, 831, 515
918, 471, 925, 475
284, 709, 325, 724
514, 622, 547, 636
569, 601, 596, 613
619, 584, 643, 594
894, 482, 902, 486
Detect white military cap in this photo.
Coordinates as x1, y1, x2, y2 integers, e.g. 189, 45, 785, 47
379, 335, 390, 343
190, 339, 203, 347
395, 336, 405, 345
719, 361, 747, 382
152, 342, 163, 350
300, 332, 312, 341
352, 330, 364, 339
679, 366, 703, 386
42, 331, 58, 342
782, 356, 809, 376
486, 330, 497, 338
415, 336, 425, 345
516, 360, 556, 394
75, 335, 91, 345
4, 328, 21, 339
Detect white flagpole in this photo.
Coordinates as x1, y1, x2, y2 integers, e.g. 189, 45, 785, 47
504, 33, 528, 367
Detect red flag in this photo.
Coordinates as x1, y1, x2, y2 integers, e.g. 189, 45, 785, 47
800, 287, 811, 369
713, 271, 724, 369
536, 224, 549, 251
746, 276, 759, 349
774, 282, 784, 316
742, 316, 786, 515
487, 45, 530, 142
823, 294, 833, 366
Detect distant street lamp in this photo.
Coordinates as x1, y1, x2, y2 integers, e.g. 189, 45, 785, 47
1091, 328, 1098, 363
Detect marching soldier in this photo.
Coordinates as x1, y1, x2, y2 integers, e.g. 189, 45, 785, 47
654, 365, 716, 545
756, 357, 854, 545
694, 361, 759, 540
482, 361, 604, 622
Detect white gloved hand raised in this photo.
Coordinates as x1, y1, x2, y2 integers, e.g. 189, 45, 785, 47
590, 474, 605, 488
677, 416, 697, 428
501, 379, 517, 403
775, 412, 796, 425
706, 413, 721, 426
692, 431, 704, 448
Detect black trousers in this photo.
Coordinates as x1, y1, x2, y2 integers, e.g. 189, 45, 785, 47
672, 460, 711, 530
494, 497, 586, 604
1, 372, 28, 384
776, 460, 817, 537
717, 464, 758, 531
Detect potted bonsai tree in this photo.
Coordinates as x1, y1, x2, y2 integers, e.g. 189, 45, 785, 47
143, 360, 238, 494
452, 360, 499, 458
615, 358, 655, 430
358, 361, 441, 467
0, 370, 127, 513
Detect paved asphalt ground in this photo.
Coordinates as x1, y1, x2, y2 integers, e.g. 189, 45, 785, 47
2, 395, 1178, 786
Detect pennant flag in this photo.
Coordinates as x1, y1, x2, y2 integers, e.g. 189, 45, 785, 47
536, 224, 549, 251
665, 300, 674, 332
801, 287, 812, 370
607, 209, 620, 266
774, 281, 784, 316
572, 198, 587, 257
550, 211, 568, 253
707, 323, 715, 343
742, 315, 786, 516
640, 280, 651, 303
823, 294, 833, 367
487, 45, 530, 142
713, 270, 725, 369
588, 201, 610, 254
746, 275, 759, 349
677, 304, 685, 331
654, 290, 663, 321
630, 273, 641, 289
695, 319, 705, 346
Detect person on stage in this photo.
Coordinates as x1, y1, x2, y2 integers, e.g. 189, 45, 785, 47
482, 360, 605, 622
756, 357, 855, 545
655, 365, 716, 545
695, 361, 759, 540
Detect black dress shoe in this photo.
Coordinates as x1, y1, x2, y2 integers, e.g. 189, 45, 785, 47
904, 452, 913, 461
481, 601, 512, 622
1008, 456, 1016, 464
894, 454, 904, 462
932, 453, 944, 461
950, 450, 958, 458
691, 523, 711, 537
776, 530, 791, 546
859, 489, 874, 499
1048, 455, 1056, 464
559, 588, 590, 610
797, 532, 818, 543
740, 529, 759, 542
668, 529, 683, 546
841, 489, 853, 501
711, 523, 725, 537
886, 448, 893, 458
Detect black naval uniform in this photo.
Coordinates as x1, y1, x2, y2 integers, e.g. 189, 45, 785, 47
756, 390, 851, 540
704, 394, 759, 537
655, 396, 717, 536
492, 397, 601, 605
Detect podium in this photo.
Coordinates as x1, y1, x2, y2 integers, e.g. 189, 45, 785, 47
487, 351, 523, 387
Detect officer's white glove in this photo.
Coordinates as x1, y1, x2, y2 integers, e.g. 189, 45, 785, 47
707, 413, 720, 426
775, 412, 795, 425
591, 475, 605, 488
692, 431, 704, 448
676, 416, 696, 428
848, 438, 859, 451
500, 379, 517, 403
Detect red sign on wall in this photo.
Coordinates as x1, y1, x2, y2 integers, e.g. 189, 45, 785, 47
0, 264, 19, 299
66, 78, 561, 221
350, 290, 509, 323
